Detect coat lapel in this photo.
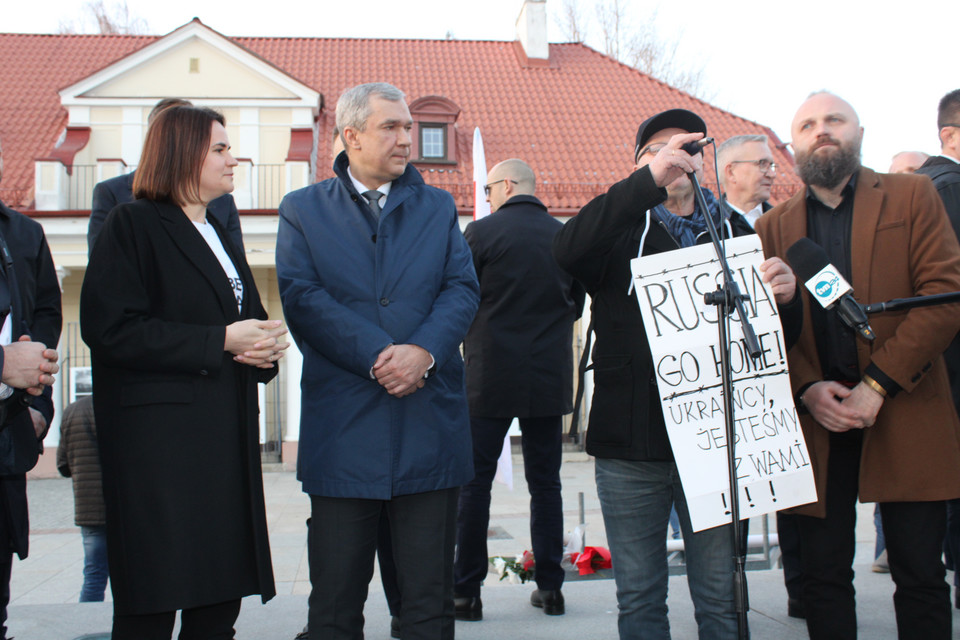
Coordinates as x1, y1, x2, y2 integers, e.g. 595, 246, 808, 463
849, 168, 883, 301
155, 201, 239, 320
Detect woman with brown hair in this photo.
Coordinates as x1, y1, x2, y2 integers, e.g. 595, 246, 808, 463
80, 105, 287, 639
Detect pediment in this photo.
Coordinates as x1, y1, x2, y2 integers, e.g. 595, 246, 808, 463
61, 19, 319, 107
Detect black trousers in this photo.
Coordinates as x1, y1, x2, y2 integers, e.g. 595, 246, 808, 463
308, 488, 459, 640
796, 429, 951, 639
111, 599, 242, 640
454, 415, 564, 596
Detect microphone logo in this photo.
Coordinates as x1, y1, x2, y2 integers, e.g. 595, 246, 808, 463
804, 265, 852, 309
814, 271, 841, 299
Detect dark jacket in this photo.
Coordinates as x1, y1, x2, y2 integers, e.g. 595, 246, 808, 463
463, 195, 585, 418
553, 167, 797, 462
916, 156, 960, 412
80, 198, 275, 614
56, 396, 104, 527
277, 154, 479, 499
0, 202, 62, 559
916, 156, 960, 240
88, 172, 244, 256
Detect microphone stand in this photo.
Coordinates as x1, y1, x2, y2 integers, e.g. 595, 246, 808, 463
689, 170, 759, 640
864, 291, 960, 314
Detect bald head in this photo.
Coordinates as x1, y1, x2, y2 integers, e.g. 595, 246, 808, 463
486, 159, 535, 212
791, 92, 864, 190
889, 151, 929, 174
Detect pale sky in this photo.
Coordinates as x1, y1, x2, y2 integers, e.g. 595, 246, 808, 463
3, 0, 952, 172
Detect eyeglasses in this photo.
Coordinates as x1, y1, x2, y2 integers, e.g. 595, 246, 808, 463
730, 159, 777, 174
636, 143, 668, 162
941, 123, 960, 131
483, 179, 516, 195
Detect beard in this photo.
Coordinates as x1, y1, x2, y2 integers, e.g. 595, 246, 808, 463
795, 136, 862, 189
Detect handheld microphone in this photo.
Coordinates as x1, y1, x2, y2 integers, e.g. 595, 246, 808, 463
680, 137, 714, 156
786, 237, 876, 342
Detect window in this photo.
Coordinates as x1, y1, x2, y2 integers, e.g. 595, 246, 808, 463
409, 95, 461, 164
420, 125, 446, 159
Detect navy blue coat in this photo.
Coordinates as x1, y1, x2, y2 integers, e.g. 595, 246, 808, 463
277, 155, 479, 499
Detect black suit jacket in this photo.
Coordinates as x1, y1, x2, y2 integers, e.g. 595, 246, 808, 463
0, 202, 63, 558
463, 195, 585, 418
88, 172, 244, 256
81, 198, 274, 613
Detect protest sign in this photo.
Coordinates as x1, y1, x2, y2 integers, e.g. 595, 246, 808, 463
631, 235, 816, 531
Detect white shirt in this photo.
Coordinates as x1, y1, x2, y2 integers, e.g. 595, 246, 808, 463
725, 200, 764, 229
347, 167, 392, 211
193, 219, 244, 314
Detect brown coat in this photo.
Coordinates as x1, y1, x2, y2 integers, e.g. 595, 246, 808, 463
56, 396, 104, 527
755, 168, 960, 517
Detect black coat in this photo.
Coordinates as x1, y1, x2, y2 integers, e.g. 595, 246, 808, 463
554, 168, 799, 461
916, 155, 960, 411
0, 203, 62, 558
80, 199, 275, 615
88, 172, 244, 256
463, 195, 585, 418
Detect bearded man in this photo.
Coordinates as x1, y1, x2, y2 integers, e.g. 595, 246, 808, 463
755, 92, 960, 640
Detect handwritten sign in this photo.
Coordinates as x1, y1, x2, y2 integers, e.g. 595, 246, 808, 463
631, 235, 816, 531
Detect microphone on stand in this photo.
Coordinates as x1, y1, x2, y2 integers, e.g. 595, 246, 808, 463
785, 237, 876, 342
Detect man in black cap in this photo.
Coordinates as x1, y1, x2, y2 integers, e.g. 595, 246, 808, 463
554, 109, 799, 638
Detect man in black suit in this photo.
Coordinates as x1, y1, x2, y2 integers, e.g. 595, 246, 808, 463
453, 159, 584, 620
916, 88, 960, 609
717, 134, 777, 229
0, 134, 62, 640
87, 98, 244, 256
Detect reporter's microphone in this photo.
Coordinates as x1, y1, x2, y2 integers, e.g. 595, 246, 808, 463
786, 237, 876, 342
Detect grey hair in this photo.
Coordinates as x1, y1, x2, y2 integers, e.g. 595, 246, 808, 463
336, 83, 406, 141
717, 134, 770, 185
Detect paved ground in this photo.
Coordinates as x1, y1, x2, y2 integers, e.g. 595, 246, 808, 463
8, 451, 958, 639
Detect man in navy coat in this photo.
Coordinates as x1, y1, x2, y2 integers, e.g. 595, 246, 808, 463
87, 98, 244, 256
277, 82, 479, 640
454, 159, 584, 620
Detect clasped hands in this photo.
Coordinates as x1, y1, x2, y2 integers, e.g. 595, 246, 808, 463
225, 319, 290, 368
373, 344, 431, 398
802, 380, 884, 433
1, 335, 59, 396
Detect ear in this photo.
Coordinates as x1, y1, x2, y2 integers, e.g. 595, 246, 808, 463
342, 126, 362, 150
940, 126, 955, 151
723, 162, 737, 184
503, 179, 515, 198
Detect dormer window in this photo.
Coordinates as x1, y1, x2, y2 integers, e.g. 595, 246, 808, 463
420, 124, 447, 159
409, 95, 461, 164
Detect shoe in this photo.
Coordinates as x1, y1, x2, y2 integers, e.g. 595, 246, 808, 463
294, 625, 309, 639
390, 616, 400, 638
530, 589, 565, 615
787, 597, 805, 619
454, 596, 483, 621
872, 549, 890, 573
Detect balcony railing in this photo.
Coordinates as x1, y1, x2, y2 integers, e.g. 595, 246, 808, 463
36, 160, 309, 212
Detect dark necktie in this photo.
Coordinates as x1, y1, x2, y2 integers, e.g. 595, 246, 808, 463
363, 190, 383, 220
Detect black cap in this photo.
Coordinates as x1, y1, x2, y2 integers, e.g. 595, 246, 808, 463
634, 108, 707, 160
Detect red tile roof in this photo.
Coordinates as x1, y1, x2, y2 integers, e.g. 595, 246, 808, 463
0, 28, 801, 213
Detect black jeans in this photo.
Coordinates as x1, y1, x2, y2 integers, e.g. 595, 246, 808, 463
111, 599, 242, 640
308, 488, 459, 640
796, 429, 951, 639
454, 415, 564, 596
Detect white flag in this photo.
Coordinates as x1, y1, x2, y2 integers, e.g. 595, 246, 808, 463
473, 127, 492, 221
